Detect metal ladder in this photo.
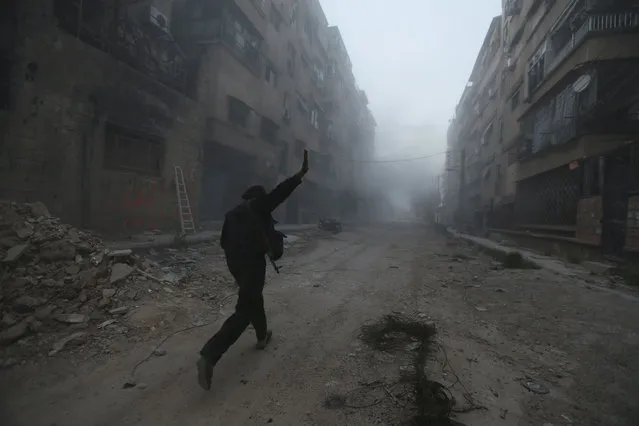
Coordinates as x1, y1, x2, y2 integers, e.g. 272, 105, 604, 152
174, 166, 195, 235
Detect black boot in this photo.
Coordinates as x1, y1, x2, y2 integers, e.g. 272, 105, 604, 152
255, 330, 273, 350
196, 356, 213, 390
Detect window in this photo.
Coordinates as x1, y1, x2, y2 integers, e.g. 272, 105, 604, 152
527, 42, 547, 94
312, 61, 325, 88
510, 89, 520, 110
310, 108, 319, 129
265, 61, 277, 87
222, 10, 261, 72
287, 43, 296, 77
260, 116, 279, 144
297, 95, 309, 118
104, 124, 163, 176
228, 96, 251, 127
269, 3, 283, 31
290, 1, 298, 25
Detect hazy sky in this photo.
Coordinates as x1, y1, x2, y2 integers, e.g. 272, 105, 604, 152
321, 0, 502, 159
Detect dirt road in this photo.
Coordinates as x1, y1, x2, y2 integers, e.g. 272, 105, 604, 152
2, 224, 639, 425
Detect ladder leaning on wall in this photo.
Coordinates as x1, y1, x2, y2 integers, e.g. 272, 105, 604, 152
174, 166, 196, 235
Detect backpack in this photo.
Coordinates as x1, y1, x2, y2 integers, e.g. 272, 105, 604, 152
220, 201, 286, 262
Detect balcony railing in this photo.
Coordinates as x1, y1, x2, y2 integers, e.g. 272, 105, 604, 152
544, 11, 639, 76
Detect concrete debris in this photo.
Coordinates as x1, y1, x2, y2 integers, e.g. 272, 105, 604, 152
110, 263, 135, 284
2, 243, 30, 263
0, 199, 236, 359
107, 249, 132, 258
49, 332, 87, 356
54, 313, 87, 324
522, 379, 550, 395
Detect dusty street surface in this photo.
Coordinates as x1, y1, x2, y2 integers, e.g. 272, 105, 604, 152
2, 224, 639, 425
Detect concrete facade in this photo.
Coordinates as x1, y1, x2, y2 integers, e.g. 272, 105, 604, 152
444, 0, 639, 255
0, 0, 375, 233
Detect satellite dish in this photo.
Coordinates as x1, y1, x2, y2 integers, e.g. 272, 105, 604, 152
572, 74, 591, 93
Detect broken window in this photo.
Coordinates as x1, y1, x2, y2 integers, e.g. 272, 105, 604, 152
222, 9, 261, 72
104, 124, 163, 176
228, 96, 251, 127
260, 116, 279, 144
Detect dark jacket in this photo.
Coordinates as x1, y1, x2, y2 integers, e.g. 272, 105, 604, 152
220, 175, 302, 258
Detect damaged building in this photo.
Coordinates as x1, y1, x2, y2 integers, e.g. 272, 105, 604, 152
444, 0, 639, 256
0, 0, 376, 234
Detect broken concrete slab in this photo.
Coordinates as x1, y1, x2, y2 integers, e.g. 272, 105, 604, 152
110, 263, 134, 284
49, 332, 87, 356
54, 313, 87, 324
107, 249, 132, 258
2, 243, 30, 263
14, 222, 34, 239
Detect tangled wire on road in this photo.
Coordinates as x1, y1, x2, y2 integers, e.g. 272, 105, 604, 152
358, 314, 467, 426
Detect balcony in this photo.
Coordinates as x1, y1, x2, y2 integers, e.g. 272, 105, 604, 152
544, 11, 639, 77
54, 0, 185, 91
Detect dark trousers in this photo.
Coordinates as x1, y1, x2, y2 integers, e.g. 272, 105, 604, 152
200, 255, 267, 364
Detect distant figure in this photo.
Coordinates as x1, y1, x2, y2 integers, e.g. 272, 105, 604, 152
197, 150, 309, 390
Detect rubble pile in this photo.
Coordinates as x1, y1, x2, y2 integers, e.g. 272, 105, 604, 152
0, 201, 170, 360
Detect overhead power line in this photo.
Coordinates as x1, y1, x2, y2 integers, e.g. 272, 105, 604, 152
348, 150, 451, 164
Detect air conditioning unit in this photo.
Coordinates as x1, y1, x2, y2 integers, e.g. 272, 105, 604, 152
145, 6, 170, 34
505, 56, 515, 70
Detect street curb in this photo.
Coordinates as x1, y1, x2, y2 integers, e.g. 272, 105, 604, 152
448, 228, 544, 270
106, 224, 318, 251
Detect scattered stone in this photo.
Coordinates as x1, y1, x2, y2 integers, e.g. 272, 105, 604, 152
475, 306, 488, 312
109, 306, 128, 315
13, 295, 46, 313
28, 318, 43, 333
54, 313, 87, 324
91, 251, 105, 266
29, 201, 51, 218
76, 269, 97, 288
0, 321, 30, 345
65, 265, 81, 275
110, 263, 134, 284
137, 382, 148, 390
14, 222, 34, 239
49, 332, 87, 356
2, 243, 30, 263
78, 290, 88, 303
67, 229, 80, 243
102, 288, 117, 299
107, 249, 132, 258
41, 278, 62, 288
495, 288, 507, 293
40, 241, 76, 261
522, 379, 550, 395
153, 348, 167, 357
98, 319, 116, 329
